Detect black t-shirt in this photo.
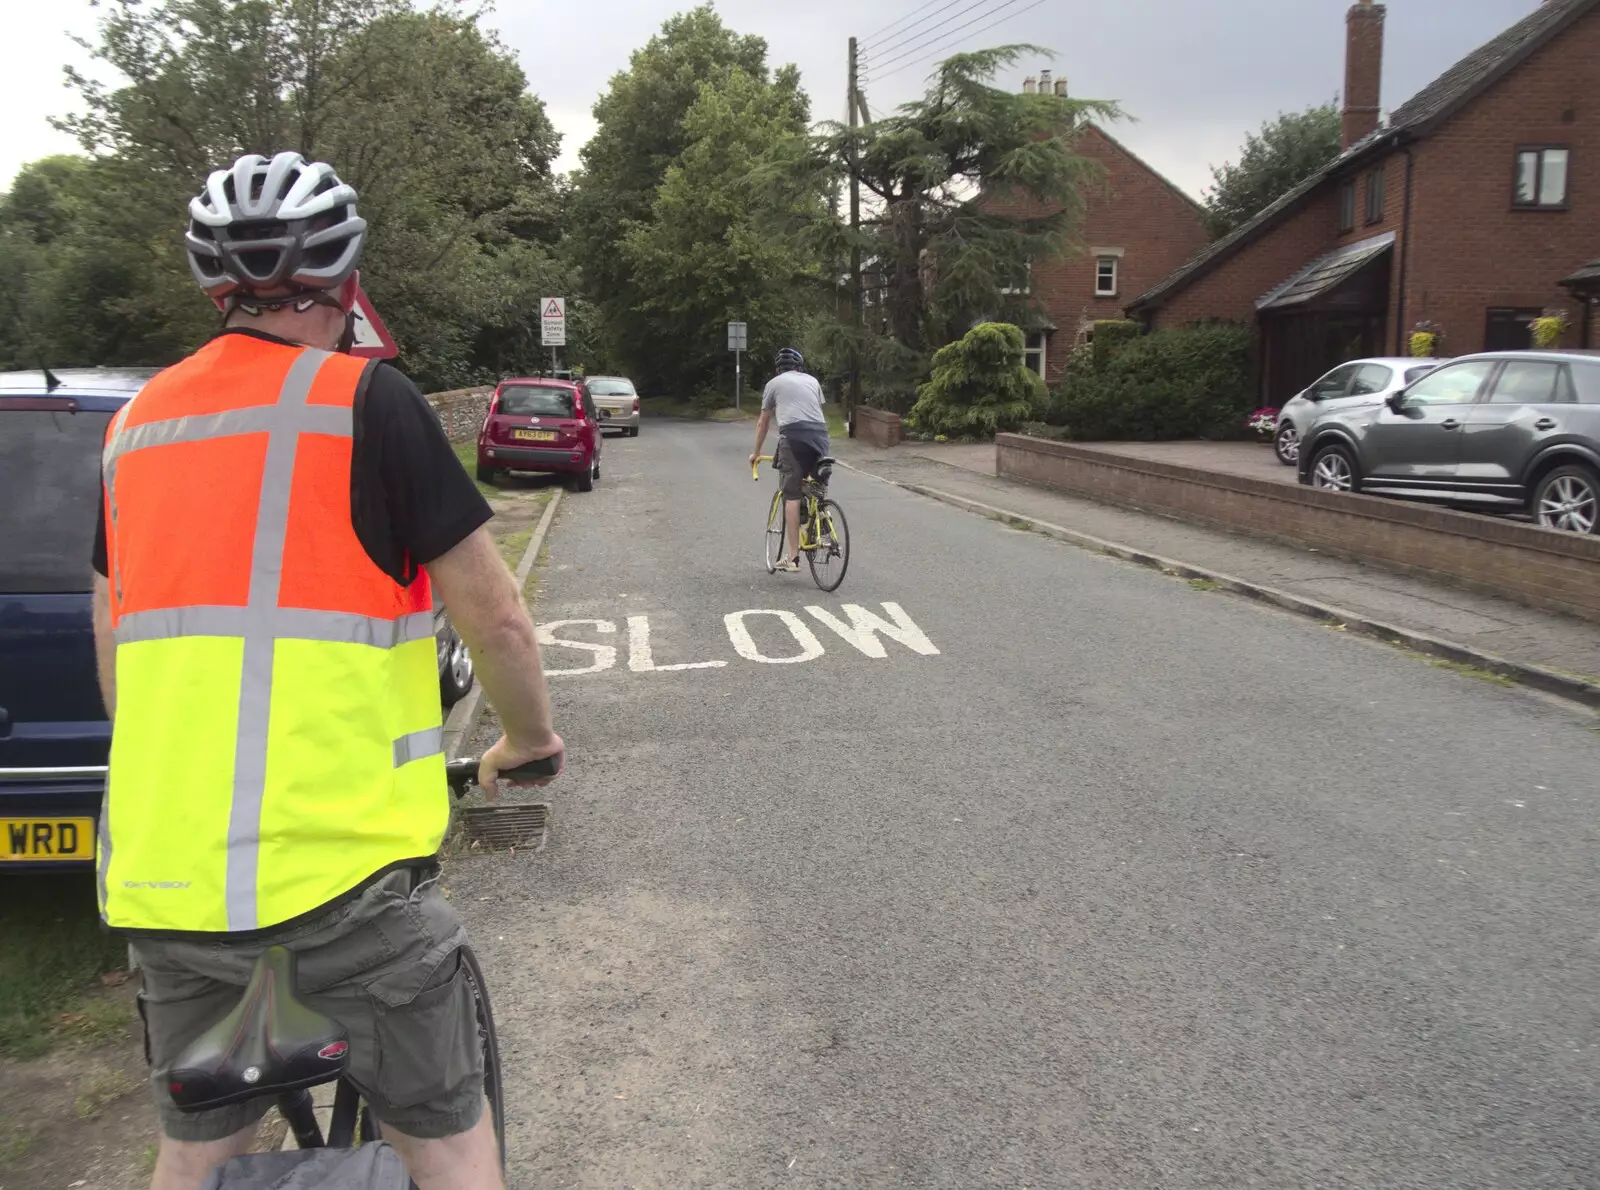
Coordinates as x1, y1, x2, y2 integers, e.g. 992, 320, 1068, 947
91, 329, 491, 585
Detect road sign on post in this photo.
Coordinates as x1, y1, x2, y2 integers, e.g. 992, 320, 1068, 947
541, 296, 566, 376
347, 285, 398, 359
728, 321, 748, 410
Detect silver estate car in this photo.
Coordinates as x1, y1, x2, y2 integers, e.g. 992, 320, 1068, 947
586, 375, 641, 436
1274, 357, 1441, 466
1298, 350, 1600, 534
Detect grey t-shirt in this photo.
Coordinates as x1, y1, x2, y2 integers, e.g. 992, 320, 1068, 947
762, 371, 827, 431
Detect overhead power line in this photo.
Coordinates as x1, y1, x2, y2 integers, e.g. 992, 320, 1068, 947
862, 0, 974, 59
868, 0, 1032, 74
872, 0, 1052, 82
861, 0, 958, 46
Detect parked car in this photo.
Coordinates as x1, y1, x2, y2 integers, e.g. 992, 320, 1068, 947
586, 375, 641, 436
1, 368, 157, 869
1298, 350, 1600, 534
476, 377, 601, 492
1, 367, 480, 869
436, 600, 474, 707
1273, 357, 1440, 466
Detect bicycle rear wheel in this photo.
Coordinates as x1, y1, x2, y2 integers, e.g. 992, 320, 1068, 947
808, 499, 850, 592
764, 490, 786, 573
459, 944, 506, 1167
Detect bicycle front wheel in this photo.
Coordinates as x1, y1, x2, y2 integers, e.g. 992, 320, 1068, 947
764, 489, 786, 574
808, 499, 850, 592
460, 944, 506, 1168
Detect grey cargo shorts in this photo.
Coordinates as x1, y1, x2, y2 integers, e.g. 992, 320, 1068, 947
131, 867, 484, 1143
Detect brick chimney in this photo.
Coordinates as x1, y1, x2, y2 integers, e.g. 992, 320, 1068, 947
1342, 0, 1386, 149
1054, 77, 1068, 97
1023, 75, 1037, 94
1038, 69, 1052, 94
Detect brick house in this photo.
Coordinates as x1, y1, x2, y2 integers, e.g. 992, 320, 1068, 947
1127, 0, 1600, 402
981, 71, 1210, 382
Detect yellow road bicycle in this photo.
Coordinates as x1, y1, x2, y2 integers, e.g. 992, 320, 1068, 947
752, 453, 851, 592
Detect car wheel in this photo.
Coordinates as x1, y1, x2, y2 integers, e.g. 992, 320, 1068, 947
628, 426, 640, 438
1274, 421, 1300, 466
576, 455, 596, 493
1533, 464, 1599, 534
1309, 443, 1359, 493
475, 464, 497, 485
439, 631, 474, 707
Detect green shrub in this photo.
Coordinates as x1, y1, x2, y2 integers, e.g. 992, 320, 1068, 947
1044, 323, 1254, 441
1091, 319, 1142, 370
907, 322, 1046, 438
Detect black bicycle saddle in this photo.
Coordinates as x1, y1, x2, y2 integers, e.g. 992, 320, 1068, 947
167, 946, 350, 1112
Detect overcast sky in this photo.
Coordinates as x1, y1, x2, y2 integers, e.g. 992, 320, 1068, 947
0, 0, 1550, 200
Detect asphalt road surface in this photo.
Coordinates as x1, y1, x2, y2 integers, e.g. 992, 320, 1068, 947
452, 420, 1600, 1190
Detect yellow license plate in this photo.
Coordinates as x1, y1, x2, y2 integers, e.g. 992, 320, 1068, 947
2, 818, 96, 861
514, 429, 557, 442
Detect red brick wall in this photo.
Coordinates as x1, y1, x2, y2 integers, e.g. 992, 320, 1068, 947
1401, 4, 1600, 356
985, 124, 1208, 380
1155, 186, 1344, 328
996, 433, 1600, 623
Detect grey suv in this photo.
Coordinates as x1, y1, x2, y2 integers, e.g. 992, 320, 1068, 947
1298, 351, 1600, 534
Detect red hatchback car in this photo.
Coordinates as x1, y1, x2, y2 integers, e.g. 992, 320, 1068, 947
476, 377, 602, 491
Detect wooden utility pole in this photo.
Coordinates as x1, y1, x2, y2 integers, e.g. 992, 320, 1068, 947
847, 36, 863, 413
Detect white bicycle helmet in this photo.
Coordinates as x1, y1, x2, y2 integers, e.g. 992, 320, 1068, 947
186, 152, 367, 305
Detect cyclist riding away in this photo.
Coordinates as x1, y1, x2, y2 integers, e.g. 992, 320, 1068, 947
88, 150, 563, 1190
749, 347, 830, 572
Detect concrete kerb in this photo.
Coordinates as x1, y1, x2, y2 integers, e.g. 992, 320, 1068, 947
441, 488, 564, 761
838, 461, 1600, 712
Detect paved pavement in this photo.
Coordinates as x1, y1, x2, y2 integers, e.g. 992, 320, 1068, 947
451, 420, 1600, 1189
846, 439, 1600, 681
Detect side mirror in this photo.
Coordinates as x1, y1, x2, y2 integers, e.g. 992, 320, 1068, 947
1386, 392, 1407, 412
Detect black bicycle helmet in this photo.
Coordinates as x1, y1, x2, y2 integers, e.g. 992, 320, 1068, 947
186, 152, 367, 306
775, 347, 804, 372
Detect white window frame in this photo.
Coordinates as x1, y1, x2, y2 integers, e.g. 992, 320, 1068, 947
1000, 259, 1032, 296
1092, 247, 1124, 298
1024, 330, 1047, 377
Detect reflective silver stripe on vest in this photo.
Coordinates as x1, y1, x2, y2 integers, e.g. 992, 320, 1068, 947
225, 349, 331, 932
114, 607, 435, 649
103, 402, 352, 465
393, 726, 444, 768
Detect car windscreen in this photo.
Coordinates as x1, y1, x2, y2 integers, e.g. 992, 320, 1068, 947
588, 379, 636, 397
498, 385, 574, 417
0, 403, 113, 593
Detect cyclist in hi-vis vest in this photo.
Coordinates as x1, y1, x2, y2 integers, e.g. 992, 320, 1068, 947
90, 151, 561, 1190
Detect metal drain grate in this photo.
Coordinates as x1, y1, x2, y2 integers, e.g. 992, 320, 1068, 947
459, 803, 549, 853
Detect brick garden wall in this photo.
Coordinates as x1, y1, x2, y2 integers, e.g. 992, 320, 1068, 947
996, 433, 1600, 622
427, 386, 493, 443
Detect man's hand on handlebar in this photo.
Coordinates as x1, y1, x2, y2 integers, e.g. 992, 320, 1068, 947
477, 732, 565, 800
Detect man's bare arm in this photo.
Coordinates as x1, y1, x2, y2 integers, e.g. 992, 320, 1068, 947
92, 573, 116, 720
426, 525, 557, 753
751, 408, 774, 461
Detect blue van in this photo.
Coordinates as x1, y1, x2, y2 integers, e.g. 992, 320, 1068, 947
1, 368, 159, 870
1, 366, 477, 871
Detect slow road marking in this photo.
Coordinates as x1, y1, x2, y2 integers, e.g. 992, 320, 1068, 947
537, 602, 939, 677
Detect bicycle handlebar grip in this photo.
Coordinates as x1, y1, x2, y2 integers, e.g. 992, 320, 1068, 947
500, 754, 563, 782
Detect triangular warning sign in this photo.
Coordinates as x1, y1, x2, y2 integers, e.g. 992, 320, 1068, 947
543, 298, 564, 318
348, 285, 398, 359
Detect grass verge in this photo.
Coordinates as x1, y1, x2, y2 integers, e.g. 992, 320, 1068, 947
0, 877, 131, 1059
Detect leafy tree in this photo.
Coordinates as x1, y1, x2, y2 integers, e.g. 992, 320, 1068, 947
16, 0, 566, 389
908, 321, 1044, 437
778, 46, 1119, 389
567, 5, 779, 393
1203, 102, 1341, 238
618, 65, 821, 395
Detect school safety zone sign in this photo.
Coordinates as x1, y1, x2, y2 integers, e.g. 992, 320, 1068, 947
541, 297, 567, 346
535, 602, 940, 676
